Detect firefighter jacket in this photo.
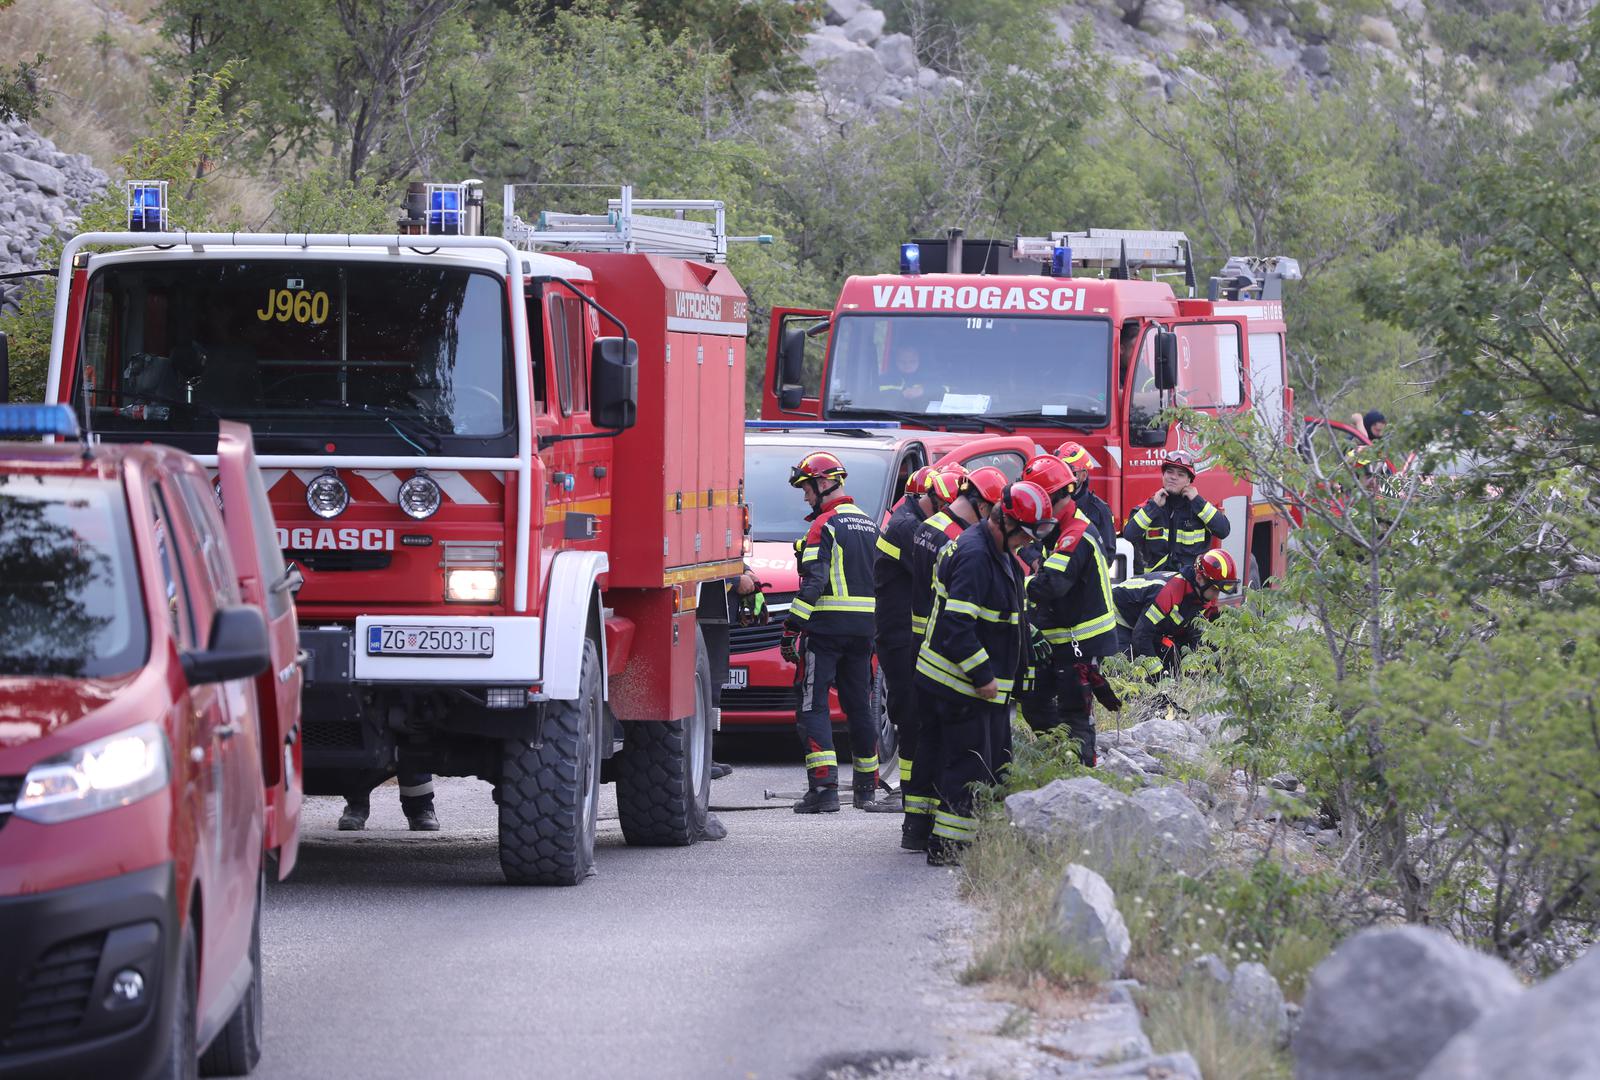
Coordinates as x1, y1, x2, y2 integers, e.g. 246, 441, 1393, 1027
1121, 490, 1230, 573
907, 509, 967, 639
1114, 572, 1211, 658
1076, 488, 1115, 561
787, 496, 878, 638
916, 521, 1028, 706
1026, 516, 1119, 660
873, 497, 927, 650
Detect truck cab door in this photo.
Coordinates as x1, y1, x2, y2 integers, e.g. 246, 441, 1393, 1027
763, 308, 830, 419
215, 420, 303, 879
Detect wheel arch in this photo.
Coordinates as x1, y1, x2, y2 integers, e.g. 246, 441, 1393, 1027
542, 550, 610, 701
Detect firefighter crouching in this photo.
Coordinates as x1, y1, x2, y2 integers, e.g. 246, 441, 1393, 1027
1112, 549, 1238, 669
1014, 456, 1121, 768
781, 452, 883, 814
916, 480, 1051, 866
1121, 449, 1231, 575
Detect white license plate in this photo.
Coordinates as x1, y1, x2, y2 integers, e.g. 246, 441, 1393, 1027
723, 666, 748, 690
366, 625, 494, 657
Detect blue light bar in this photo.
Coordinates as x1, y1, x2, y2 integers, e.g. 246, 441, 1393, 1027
1050, 245, 1073, 278
0, 403, 81, 439
127, 180, 168, 232
428, 184, 463, 235
899, 243, 921, 276
745, 420, 900, 430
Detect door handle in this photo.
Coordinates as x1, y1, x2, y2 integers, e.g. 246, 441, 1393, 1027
216, 722, 240, 740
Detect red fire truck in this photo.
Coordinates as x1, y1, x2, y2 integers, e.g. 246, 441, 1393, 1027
45, 181, 752, 886
763, 229, 1298, 586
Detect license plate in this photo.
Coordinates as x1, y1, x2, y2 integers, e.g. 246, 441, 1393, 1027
366, 625, 494, 657
723, 666, 748, 690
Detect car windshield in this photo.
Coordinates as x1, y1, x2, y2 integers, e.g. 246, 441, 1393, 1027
0, 473, 148, 678
822, 313, 1112, 424
744, 443, 894, 542
73, 259, 512, 454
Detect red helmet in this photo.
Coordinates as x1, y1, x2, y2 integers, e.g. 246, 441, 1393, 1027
925, 465, 969, 505
1022, 454, 1076, 500
789, 451, 847, 488
1055, 442, 1096, 474
966, 466, 1008, 506
905, 465, 937, 496
1001, 480, 1054, 538
1193, 549, 1238, 588
1159, 449, 1197, 480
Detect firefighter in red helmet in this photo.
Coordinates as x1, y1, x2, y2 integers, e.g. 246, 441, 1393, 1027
1113, 549, 1238, 668
873, 464, 938, 811
1055, 442, 1114, 559
783, 451, 883, 813
916, 481, 1049, 865
1121, 449, 1230, 574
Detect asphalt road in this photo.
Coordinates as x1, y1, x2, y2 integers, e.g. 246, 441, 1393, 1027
258, 735, 962, 1080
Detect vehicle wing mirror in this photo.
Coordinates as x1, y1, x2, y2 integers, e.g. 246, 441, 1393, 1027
0, 331, 9, 404
778, 326, 806, 388
182, 605, 271, 685
1154, 330, 1178, 391
272, 562, 305, 597
779, 384, 804, 411
591, 336, 639, 431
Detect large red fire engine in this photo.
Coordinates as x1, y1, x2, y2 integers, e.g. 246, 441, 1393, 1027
45, 181, 752, 885
763, 229, 1298, 585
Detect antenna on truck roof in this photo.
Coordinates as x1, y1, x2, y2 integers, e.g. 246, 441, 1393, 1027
502, 185, 772, 263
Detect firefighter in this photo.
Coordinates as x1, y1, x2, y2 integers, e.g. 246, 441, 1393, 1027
964, 466, 1008, 522
1121, 449, 1230, 575
1056, 442, 1114, 557
339, 765, 438, 832
1017, 470, 1121, 768
898, 465, 982, 847
872, 466, 936, 810
917, 481, 1050, 866
1112, 549, 1238, 667
781, 451, 882, 814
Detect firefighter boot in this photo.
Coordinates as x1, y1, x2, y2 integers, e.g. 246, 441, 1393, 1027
407, 808, 441, 832
852, 773, 880, 810
793, 777, 840, 815
926, 834, 966, 867
337, 798, 369, 832
901, 814, 933, 852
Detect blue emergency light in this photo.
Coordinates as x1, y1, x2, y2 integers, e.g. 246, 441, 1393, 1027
899, 243, 921, 276
127, 180, 168, 232
0, 403, 81, 439
428, 184, 463, 235
1050, 245, 1073, 278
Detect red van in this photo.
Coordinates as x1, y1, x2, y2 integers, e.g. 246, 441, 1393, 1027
0, 408, 302, 1079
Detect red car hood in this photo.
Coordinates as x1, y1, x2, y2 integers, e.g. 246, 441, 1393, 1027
0, 674, 139, 749
747, 540, 800, 594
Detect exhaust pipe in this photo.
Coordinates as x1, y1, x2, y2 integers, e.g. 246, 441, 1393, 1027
946, 227, 964, 274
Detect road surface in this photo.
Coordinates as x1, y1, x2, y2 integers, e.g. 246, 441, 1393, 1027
259, 737, 964, 1080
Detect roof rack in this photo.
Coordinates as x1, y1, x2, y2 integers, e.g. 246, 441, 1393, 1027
502, 185, 771, 263
1013, 228, 1196, 294
1208, 255, 1302, 301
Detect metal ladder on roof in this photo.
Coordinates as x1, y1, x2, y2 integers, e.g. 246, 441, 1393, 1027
1013, 227, 1197, 293
502, 184, 770, 263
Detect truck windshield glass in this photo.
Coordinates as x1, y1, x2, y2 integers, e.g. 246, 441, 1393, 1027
74, 261, 512, 450
822, 314, 1112, 424
743, 444, 893, 542
0, 475, 148, 678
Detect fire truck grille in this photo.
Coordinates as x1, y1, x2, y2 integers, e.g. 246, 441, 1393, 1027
0, 775, 20, 830
1, 932, 104, 1052
287, 550, 393, 573
720, 686, 797, 712
302, 719, 367, 751
729, 622, 785, 655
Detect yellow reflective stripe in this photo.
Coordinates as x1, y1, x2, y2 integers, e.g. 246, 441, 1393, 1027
1147, 554, 1170, 571
790, 598, 815, 620
1176, 530, 1207, 545
1143, 603, 1167, 624
853, 756, 879, 773
959, 648, 989, 672
1118, 575, 1166, 591
899, 758, 913, 782
1072, 612, 1117, 638
1131, 507, 1154, 528
834, 503, 869, 517
876, 535, 902, 558
939, 596, 1017, 624
933, 809, 977, 839
904, 795, 937, 815
800, 545, 820, 564
926, 511, 954, 532
943, 597, 981, 618
814, 596, 875, 612
829, 527, 847, 594
805, 750, 837, 768
911, 614, 928, 633
1195, 500, 1217, 523
1043, 552, 1072, 572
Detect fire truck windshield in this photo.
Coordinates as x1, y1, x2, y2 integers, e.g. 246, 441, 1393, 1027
73, 260, 513, 454
0, 475, 147, 678
822, 314, 1112, 426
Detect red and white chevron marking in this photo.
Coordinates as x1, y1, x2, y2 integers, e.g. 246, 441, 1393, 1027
261, 469, 505, 506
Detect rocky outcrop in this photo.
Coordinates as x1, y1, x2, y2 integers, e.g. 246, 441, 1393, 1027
1053, 863, 1132, 979
1005, 775, 1212, 870
0, 119, 109, 311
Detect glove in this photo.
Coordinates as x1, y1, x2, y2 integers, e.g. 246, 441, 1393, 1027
1080, 662, 1122, 711
1030, 626, 1053, 665
780, 628, 802, 666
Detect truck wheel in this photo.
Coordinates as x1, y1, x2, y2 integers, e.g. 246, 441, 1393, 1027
156, 921, 199, 1080
200, 871, 264, 1076
498, 637, 603, 885
871, 666, 899, 785
616, 628, 712, 846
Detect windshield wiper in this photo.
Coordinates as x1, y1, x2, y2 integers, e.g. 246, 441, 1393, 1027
990, 411, 1106, 429
831, 407, 1002, 433
82, 386, 221, 419
302, 400, 443, 454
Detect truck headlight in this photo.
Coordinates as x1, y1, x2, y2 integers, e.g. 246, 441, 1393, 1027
398, 473, 442, 519
444, 568, 500, 603
14, 722, 169, 824
306, 470, 349, 519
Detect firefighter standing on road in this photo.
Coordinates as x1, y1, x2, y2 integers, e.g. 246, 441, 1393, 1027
339, 765, 438, 832
1121, 450, 1230, 575
917, 481, 1049, 865
872, 467, 938, 811
1112, 549, 1238, 668
782, 452, 882, 814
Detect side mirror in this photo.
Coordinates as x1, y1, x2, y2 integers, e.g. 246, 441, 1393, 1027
272, 562, 305, 597
591, 336, 639, 431
778, 326, 806, 388
1154, 330, 1178, 391
779, 385, 804, 411
0, 331, 9, 404
182, 605, 271, 685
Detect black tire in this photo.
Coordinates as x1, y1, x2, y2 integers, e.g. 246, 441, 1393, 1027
616, 627, 712, 846
497, 637, 603, 885
870, 666, 898, 784
155, 920, 199, 1080
200, 871, 264, 1076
